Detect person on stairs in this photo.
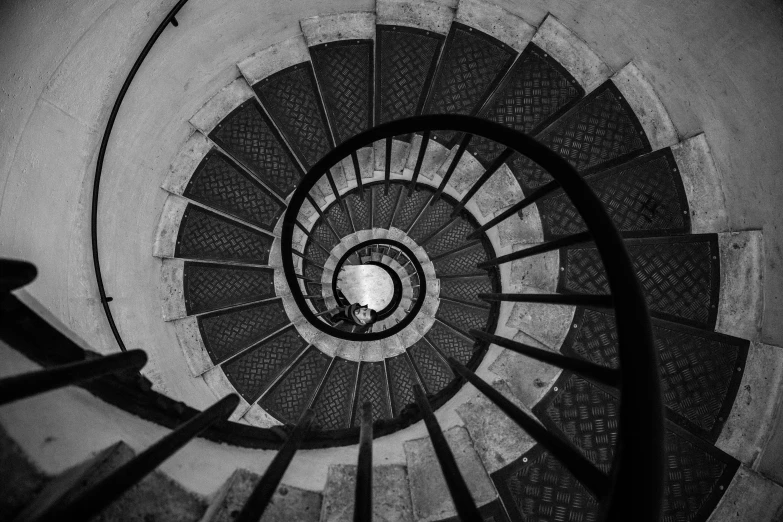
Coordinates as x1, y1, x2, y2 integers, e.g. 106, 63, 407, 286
328, 302, 378, 332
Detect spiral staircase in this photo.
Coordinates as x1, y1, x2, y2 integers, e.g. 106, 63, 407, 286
1, 0, 781, 520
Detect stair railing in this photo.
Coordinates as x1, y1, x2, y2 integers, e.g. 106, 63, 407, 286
280, 114, 665, 522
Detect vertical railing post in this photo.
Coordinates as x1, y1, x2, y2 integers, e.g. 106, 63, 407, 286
354, 402, 373, 522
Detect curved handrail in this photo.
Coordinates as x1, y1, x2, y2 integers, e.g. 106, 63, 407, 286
281, 114, 664, 521
91, 0, 192, 352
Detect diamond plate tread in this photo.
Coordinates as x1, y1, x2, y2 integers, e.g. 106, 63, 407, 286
253, 63, 334, 169
310, 41, 373, 144
376, 25, 443, 125
392, 188, 432, 231
353, 362, 392, 425
308, 218, 341, 253
436, 299, 491, 337
259, 348, 331, 424
526, 372, 739, 522
386, 354, 419, 417
346, 192, 371, 231
311, 357, 358, 431
303, 262, 323, 283
510, 81, 651, 193
372, 183, 403, 229
432, 243, 489, 276
175, 205, 273, 265
408, 339, 453, 395
562, 307, 748, 439
559, 235, 719, 329
425, 321, 476, 365
198, 299, 289, 363
303, 237, 328, 267
468, 44, 584, 166
184, 151, 285, 231
408, 198, 454, 243
425, 218, 478, 259
538, 149, 690, 239
209, 99, 303, 198
222, 327, 309, 402
324, 202, 353, 238
424, 23, 516, 144
438, 276, 493, 306
183, 262, 275, 315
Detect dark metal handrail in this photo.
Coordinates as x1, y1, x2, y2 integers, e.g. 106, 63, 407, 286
91, 0, 193, 352
281, 114, 664, 522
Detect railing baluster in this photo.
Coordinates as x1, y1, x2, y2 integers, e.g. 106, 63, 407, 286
384, 137, 392, 194
351, 152, 364, 198
405, 194, 435, 233
408, 131, 431, 193
325, 169, 349, 218
291, 249, 325, 270
432, 133, 473, 204
466, 179, 561, 239
0, 258, 38, 293
412, 385, 482, 521
295, 221, 332, 258
0, 350, 148, 406
354, 402, 373, 522
306, 194, 342, 243
478, 293, 614, 308
476, 231, 593, 268
469, 330, 620, 386
447, 359, 611, 498
235, 409, 316, 522
39, 395, 240, 522
450, 148, 514, 217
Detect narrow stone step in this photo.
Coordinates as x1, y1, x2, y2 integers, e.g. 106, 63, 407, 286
404, 425, 497, 521
706, 465, 783, 522
319, 464, 413, 522
14, 441, 204, 522
200, 469, 320, 522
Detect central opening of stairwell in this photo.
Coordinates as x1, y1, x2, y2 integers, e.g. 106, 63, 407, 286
337, 264, 396, 311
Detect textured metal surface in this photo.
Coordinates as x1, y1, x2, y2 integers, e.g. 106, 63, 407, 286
311, 357, 358, 430
303, 236, 328, 267
353, 362, 392, 425
408, 339, 453, 395
386, 354, 418, 417
183, 262, 275, 315
308, 218, 341, 253
372, 183, 403, 229
254, 63, 334, 169
436, 299, 491, 337
425, 321, 476, 365
376, 25, 443, 125
523, 372, 740, 522
325, 202, 353, 238
303, 262, 323, 283
510, 81, 651, 193
222, 327, 309, 402
198, 299, 289, 363
184, 151, 284, 231
559, 235, 720, 329
210, 100, 303, 198
426, 219, 477, 259
347, 192, 371, 231
493, 445, 601, 522
432, 242, 488, 276
469, 43, 583, 166
423, 22, 516, 144
562, 307, 749, 439
310, 41, 373, 143
408, 198, 453, 243
260, 348, 331, 424
175, 205, 272, 265
438, 276, 493, 307
538, 149, 690, 239
392, 188, 431, 231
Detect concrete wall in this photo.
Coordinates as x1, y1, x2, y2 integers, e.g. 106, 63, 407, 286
1, 0, 783, 491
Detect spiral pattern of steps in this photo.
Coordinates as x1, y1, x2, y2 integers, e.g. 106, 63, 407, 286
145, 0, 767, 520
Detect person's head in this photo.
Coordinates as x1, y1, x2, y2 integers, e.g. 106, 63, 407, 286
353, 305, 378, 325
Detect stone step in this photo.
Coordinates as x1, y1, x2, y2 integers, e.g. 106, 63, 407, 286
404, 425, 497, 521
14, 441, 204, 522
319, 464, 413, 522
200, 469, 321, 522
